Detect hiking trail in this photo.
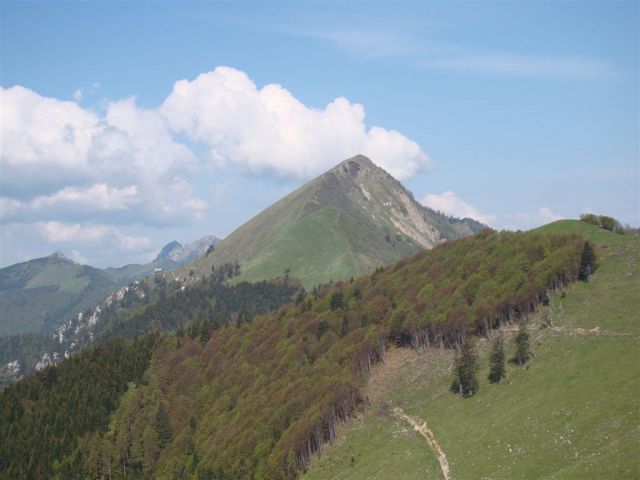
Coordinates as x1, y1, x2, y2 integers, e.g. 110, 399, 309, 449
393, 407, 451, 480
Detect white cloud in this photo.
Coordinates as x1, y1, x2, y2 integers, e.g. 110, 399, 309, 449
294, 25, 618, 81
69, 249, 90, 265
32, 183, 139, 211
72, 82, 100, 102
161, 66, 430, 180
421, 191, 494, 224
301, 29, 421, 58
40, 221, 151, 252
1, 67, 429, 266
0, 197, 23, 218
421, 191, 565, 230
0, 87, 204, 226
501, 207, 564, 230
1, 86, 98, 174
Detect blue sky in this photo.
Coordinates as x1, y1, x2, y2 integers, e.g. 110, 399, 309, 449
1, 1, 638, 268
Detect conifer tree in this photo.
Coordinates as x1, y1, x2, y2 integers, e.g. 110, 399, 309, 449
156, 402, 172, 448
488, 333, 506, 383
514, 323, 531, 366
340, 314, 350, 337
579, 241, 596, 281
330, 291, 345, 310
451, 336, 478, 396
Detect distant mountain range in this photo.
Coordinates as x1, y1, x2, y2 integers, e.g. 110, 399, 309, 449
154, 235, 220, 264
183, 155, 485, 287
0, 155, 480, 380
0, 236, 220, 338
0, 252, 117, 337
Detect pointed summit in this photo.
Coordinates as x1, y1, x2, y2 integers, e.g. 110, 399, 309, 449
155, 236, 220, 264
182, 155, 484, 287
49, 251, 74, 263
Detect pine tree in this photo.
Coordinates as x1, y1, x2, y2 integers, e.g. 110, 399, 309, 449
579, 241, 596, 281
156, 402, 172, 448
514, 323, 531, 366
488, 333, 505, 383
340, 315, 350, 337
451, 336, 478, 396
330, 291, 345, 311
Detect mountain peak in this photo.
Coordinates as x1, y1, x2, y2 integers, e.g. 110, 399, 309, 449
184, 154, 484, 287
155, 236, 219, 264
49, 251, 74, 263
155, 241, 182, 262
332, 154, 378, 177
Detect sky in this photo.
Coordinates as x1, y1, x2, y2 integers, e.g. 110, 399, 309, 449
1, 0, 638, 268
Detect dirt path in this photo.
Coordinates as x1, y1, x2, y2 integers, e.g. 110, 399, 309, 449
393, 407, 451, 480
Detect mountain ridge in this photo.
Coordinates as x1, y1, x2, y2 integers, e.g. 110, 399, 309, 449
0, 255, 118, 337
155, 235, 220, 264
182, 154, 484, 287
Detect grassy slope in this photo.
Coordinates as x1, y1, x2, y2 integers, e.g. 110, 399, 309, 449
305, 220, 639, 479
0, 257, 117, 336
182, 156, 484, 290
104, 257, 180, 283
184, 170, 424, 289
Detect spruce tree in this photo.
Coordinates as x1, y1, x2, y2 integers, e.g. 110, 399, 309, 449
488, 333, 506, 383
156, 402, 172, 448
340, 314, 350, 337
330, 291, 345, 310
451, 336, 478, 397
579, 241, 596, 281
514, 323, 531, 366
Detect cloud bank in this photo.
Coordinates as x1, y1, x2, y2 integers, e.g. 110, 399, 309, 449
1, 67, 428, 266
161, 67, 429, 180
421, 191, 564, 230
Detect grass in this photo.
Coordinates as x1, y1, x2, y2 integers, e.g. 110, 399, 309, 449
181, 156, 477, 289
305, 221, 640, 479
0, 257, 118, 336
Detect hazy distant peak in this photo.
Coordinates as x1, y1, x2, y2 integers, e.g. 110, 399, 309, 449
155, 241, 182, 262
49, 251, 75, 263
155, 236, 220, 264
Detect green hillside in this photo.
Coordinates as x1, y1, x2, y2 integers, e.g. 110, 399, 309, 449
182, 155, 483, 288
0, 223, 591, 479
104, 257, 180, 283
0, 253, 118, 336
305, 220, 640, 479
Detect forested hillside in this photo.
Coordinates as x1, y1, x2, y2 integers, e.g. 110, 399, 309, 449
305, 220, 639, 479
0, 335, 159, 478
0, 226, 591, 479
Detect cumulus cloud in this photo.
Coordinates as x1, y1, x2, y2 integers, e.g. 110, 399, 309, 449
501, 207, 564, 230
0, 87, 203, 225
421, 191, 494, 224
40, 221, 151, 252
72, 82, 100, 102
421, 191, 564, 230
32, 184, 139, 211
161, 66, 429, 180
1, 86, 99, 193
1, 67, 428, 265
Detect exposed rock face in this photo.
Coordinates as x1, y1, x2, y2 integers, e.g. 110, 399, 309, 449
182, 154, 485, 287
155, 236, 220, 264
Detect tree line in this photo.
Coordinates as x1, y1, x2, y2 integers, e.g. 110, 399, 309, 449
0, 229, 592, 479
